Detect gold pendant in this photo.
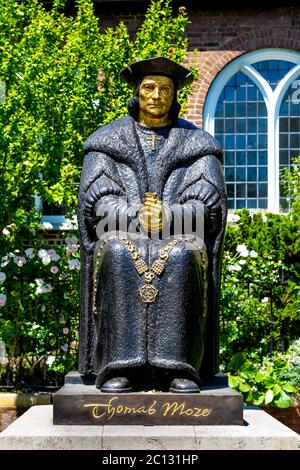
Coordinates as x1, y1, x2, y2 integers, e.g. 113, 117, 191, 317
139, 284, 158, 303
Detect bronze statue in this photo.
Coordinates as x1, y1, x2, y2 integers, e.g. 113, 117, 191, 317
78, 57, 227, 393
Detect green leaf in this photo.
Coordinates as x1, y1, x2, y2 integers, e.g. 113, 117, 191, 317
272, 384, 282, 397
274, 391, 292, 409
265, 389, 274, 405
252, 394, 265, 406
255, 371, 265, 383
228, 375, 239, 388
229, 352, 247, 372
239, 382, 251, 392
282, 383, 296, 393
240, 370, 252, 380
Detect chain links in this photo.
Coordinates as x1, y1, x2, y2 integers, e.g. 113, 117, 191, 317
92, 236, 206, 312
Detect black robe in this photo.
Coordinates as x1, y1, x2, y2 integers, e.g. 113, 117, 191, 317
78, 115, 227, 387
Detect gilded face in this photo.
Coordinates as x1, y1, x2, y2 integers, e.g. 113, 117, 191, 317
138, 75, 174, 119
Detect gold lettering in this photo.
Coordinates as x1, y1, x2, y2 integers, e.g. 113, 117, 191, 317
161, 401, 186, 416
136, 406, 147, 413
161, 401, 213, 418
84, 398, 158, 420
84, 399, 212, 420
202, 408, 212, 417
123, 406, 138, 414
193, 407, 203, 417
84, 396, 119, 421
148, 400, 157, 415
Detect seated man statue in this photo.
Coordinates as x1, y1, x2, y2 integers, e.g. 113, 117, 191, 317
78, 57, 227, 393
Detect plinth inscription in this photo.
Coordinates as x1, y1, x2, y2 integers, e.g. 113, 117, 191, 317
84, 396, 212, 421
53, 384, 243, 425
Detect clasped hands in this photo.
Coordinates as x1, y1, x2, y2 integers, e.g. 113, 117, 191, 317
139, 192, 167, 233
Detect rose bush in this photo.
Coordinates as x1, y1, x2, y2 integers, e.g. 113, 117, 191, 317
0, 218, 80, 386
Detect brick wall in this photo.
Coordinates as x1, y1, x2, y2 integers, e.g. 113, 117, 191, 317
91, 3, 300, 127
184, 7, 300, 126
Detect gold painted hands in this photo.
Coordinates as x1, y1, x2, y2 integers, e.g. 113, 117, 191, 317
139, 192, 167, 233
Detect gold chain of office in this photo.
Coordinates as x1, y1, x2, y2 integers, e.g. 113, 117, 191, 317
92, 236, 199, 312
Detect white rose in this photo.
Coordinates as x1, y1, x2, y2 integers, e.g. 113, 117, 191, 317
46, 355, 55, 366
47, 249, 57, 257
0, 340, 8, 365
38, 249, 48, 259
0, 272, 6, 282
25, 248, 35, 258
42, 255, 52, 265
2, 228, 10, 236
13, 256, 27, 267
42, 284, 53, 293
227, 213, 240, 223
236, 244, 249, 257
41, 221, 53, 230
0, 294, 7, 307
68, 259, 80, 270
228, 264, 242, 272
66, 244, 76, 254
0, 256, 9, 267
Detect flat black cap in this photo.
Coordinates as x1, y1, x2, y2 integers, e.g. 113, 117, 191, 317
120, 56, 194, 90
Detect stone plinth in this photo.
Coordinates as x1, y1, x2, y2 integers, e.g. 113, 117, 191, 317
53, 371, 243, 426
0, 405, 300, 450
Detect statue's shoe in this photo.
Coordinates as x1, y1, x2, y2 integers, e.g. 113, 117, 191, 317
169, 378, 200, 393
101, 377, 132, 393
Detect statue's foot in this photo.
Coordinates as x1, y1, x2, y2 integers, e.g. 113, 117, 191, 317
169, 378, 200, 393
101, 377, 132, 393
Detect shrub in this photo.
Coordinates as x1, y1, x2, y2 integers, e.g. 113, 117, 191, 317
221, 203, 300, 364
0, 218, 80, 386
227, 352, 297, 408
221, 162, 300, 405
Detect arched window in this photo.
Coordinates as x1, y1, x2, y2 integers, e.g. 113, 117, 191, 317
204, 49, 300, 211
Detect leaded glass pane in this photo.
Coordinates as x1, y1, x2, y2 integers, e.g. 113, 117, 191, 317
252, 60, 295, 90
215, 70, 268, 210
279, 74, 300, 210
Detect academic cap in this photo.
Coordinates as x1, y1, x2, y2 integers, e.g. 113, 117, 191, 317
120, 56, 194, 90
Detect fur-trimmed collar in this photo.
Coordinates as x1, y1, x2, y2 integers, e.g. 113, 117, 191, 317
83, 116, 222, 198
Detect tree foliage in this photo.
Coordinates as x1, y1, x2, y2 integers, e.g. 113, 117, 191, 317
0, 0, 193, 235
